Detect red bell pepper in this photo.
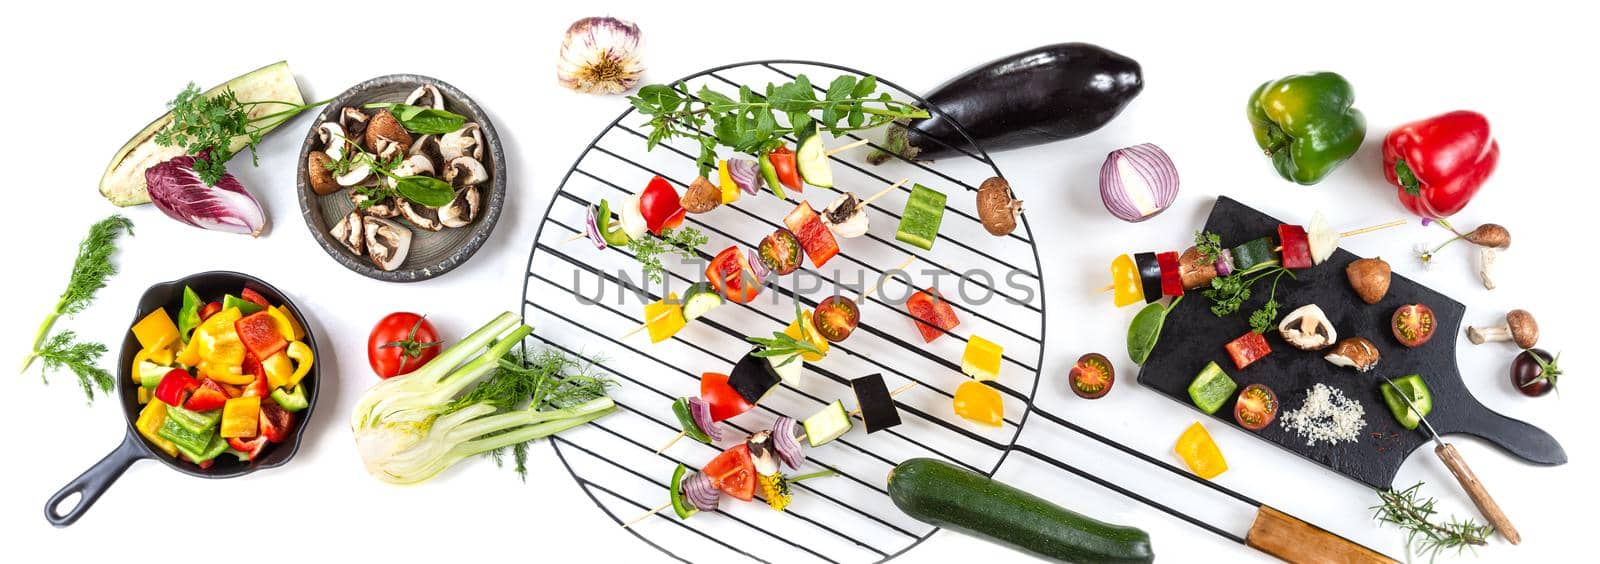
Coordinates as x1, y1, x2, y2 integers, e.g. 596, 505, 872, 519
183, 379, 230, 411
258, 400, 294, 443
1383, 110, 1499, 219
239, 288, 271, 309
705, 246, 762, 304
153, 369, 199, 406
1156, 251, 1183, 297
906, 288, 961, 343
700, 372, 753, 422
783, 202, 839, 267
241, 372, 270, 399
1225, 331, 1272, 370
228, 436, 269, 461
235, 312, 287, 360
768, 146, 802, 192
640, 175, 686, 235
1277, 224, 1312, 269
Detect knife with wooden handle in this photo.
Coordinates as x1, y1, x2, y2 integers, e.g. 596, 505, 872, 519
1381, 375, 1520, 544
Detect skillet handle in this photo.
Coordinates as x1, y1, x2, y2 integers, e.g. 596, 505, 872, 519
45, 433, 149, 527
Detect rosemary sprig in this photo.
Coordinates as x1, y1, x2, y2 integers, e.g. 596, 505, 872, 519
1372, 482, 1493, 562
746, 302, 823, 367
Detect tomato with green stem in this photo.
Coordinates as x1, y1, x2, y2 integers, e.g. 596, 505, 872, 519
367, 313, 443, 379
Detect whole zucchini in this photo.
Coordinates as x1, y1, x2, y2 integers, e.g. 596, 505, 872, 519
868, 43, 1142, 164
888, 458, 1154, 563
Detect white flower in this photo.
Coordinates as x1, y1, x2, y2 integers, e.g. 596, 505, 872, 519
1414, 243, 1436, 270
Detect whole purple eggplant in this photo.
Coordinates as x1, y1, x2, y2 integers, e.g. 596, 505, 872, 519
869, 43, 1142, 164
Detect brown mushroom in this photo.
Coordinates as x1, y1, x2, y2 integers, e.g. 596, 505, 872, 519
340, 107, 370, 138
681, 176, 721, 214
975, 176, 1022, 236
1278, 304, 1338, 351
1324, 337, 1380, 372
364, 109, 413, 153
1345, 258, 1391, 305
399, 199, 444, 232
1467, 309, 1538, 348
1177, 246, 1218, 290
306, 152, 340, 195
1465, 223, 1511, 290
363, 216, 412, 271
328, 210, 365, 255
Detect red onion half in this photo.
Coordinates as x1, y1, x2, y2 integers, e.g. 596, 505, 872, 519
1100, 143, 1179, 223
771, 416, 805, 470
688, 396, 721, 441
681, 471, 721, 512
584, 204, 607, 249
746, 247, 771, 283
728, 158, 762, 196
1215, 248, 1234, 277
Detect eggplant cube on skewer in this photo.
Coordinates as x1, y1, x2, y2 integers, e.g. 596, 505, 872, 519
851, 373, 902, 433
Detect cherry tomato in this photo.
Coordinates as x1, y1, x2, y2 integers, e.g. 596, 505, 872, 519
768, 146, 802, 191
1391, 304, 1436, 348
1233, 384, 1279, 431
705, 246, 762, 304
1511, 348, 1560, 397
639, 175, 686, 235
199, 301, 223, 321
700, 372, 753, 422
757, 229, 802, 275
1068, 353, 1114, 399
240, 287, 271, 309
367, 312, 443, 379
702, 444, 756, 501
812, 296, 860, 342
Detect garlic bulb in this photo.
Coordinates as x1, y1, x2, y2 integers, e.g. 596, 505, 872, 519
557, 17, 644, 95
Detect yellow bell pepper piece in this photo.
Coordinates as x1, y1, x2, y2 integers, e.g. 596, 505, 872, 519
285, 341, 314, 387
784, 311, 829, 362
196, 307, 248, 384
177, 331, 202, 367
1174, 422, 1228, 480
135, 401, 178, 457
644, 293, 687, 344
1111, 254, 1144, 308
960, 335, 1004, 382
146, 343, 176, 366
131, 348, 153, 383
131, 308, 180, 351
137, 387, 150, 404
262, 351, 294, 390
267, 306, 304, 341
220, 397, 261, 438
952, 381, 1004, 427
718, 160, 740, 204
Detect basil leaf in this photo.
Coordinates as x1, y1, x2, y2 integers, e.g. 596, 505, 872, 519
826, 75, 855, 102
851, 76, 877, 99
394, 176, 455, 207
636, 84, 681, 112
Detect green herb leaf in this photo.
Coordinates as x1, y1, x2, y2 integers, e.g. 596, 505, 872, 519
626, 227, 707, 283
20, 215, 132, 396
1194, 231, 1224, 264
35, 331, 113, 402
391, 105, 468, 134
393, 176, 455, 207
826, 75, 856, 102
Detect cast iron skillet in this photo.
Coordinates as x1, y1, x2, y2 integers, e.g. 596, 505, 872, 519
44, 271, 320, 527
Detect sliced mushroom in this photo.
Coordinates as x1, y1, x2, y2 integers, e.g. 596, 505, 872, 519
821, 193, 869, 238
439, 186, 481, 228
364, 109, 413, 153
1324, 337, 1380, 372
746, 430, 780, 476
316, 122, 348, 161
340, 107, 370, 138
350, 190, 400, 219
306, 152, 340, 195
405, 84, 445, 110
1467, 309, 1538, 348
328, 210, 365, 255
362, 216, 412, 271
440, 122, 483, 161
408, 134, 444, 171
400, 199, 444, 232
386, 155, 438, 188
1278, 304, 1337, 351
377, 140, 407, 162
443, 156, 488, 187
336, 161, 373, 187
974, 176, 1022, 236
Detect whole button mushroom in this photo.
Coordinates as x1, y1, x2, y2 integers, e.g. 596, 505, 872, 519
1467, 309, 1538, 348
1466, 224, 1511, 290
1345, 258, 1391, 305
975, 177, 1022, 236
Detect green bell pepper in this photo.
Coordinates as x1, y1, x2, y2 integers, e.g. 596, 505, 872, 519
165, 404, 222, 434
173, 432, 229, 464
597, 199, 631, 246
157, 416, 215, 455
1247, 71, 1366, 185
177, 286, 202, 343
270, 384, 309, 413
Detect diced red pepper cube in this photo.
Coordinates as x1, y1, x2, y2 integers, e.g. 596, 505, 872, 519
1157, 251, 1183, 297
183, 379, 230, 411
1278, 224, 1312, 269
227, 436, 269, 461
258, 400, 294, 443
1225, 331, 1272, 370
784, 203, 839, 267
153, 369, 199, 406
235, 312, 288, 360
906, 288, 961, 343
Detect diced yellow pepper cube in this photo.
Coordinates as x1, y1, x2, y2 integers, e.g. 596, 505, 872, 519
135, 401, 178, 457
718, 160, 740, 204
137, 387, 150, 404
131, 348, 153, 383
177, 331, 202, 367
960, 335, 1004, 382
220, 397, 261, 439
131, 308, 180, 351
262, 351, 294, 390
146, 343, 176, 366
285, 341, 314, 387
1174, 422, 1228, 480
784, 311, 829, 362
952, 381, 1004, 427
644, 293, 687, 344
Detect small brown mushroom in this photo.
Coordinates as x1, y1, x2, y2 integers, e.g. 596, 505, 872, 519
399, 199, 444, 232
1466, 224, 1511, 290
1324, 337, 1380, 372
439, 186, 480, 228
1467, 309, 1538, 348
364, 109, 413, 153
975, 176, 1022, 236
1278, 303, 1338, 351
1345, 258, 1391, 305
1177, 246, 1218, 290
306, 152, 340, 195
681, 176, 721, 213
340, 107, 370, 138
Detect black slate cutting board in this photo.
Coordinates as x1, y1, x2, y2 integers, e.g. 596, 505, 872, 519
1137, 196, 1565, 489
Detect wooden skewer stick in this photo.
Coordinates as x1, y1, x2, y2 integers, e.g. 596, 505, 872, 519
823, 138, 870, 157
622, 309, 677, 340
847, 382, 918, 419
655, 430, 688, 454
1096, 283, 1115, 293
859, 178, 910, 207
623, 501, 673, 528
857, 256, 917, 304
1339, 219, 1408, 238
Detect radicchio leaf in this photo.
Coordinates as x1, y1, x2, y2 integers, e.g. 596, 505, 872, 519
144, 156, 267, 236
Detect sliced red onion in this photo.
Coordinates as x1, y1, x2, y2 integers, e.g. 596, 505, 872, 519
746, 247, 770, 283
584, 204, 607, 249
771, 416, 805, 470
688, 396, 721, 442
144, 155, 267, 236
728, 158, 762, 196
1215, 248, 1233, 277
1099, 143, 1179, 223
681, 471, 721, 512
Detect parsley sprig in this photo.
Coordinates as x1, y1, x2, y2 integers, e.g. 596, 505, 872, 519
154, 83, 331, 186
1194, 230, 1224, 263
627, 227, 707, 284
628, 74, 929, 176
1203, 264, 1296, 334
20, 215, 133, 401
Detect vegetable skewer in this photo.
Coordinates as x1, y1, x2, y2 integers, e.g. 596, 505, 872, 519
656, 374, 916, 454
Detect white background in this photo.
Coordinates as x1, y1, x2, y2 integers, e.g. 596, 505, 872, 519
1, 1, 1592, 562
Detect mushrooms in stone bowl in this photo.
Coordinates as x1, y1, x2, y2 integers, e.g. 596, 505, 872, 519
297, 75, 505, 282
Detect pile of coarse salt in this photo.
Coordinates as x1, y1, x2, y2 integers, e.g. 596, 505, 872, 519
1281, 383, 1366, 446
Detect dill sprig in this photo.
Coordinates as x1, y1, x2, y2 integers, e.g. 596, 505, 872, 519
20, 215, 133, 401
34, 331, 114, 402
451, 347, 613, 480
1372, 482, 1493, 562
